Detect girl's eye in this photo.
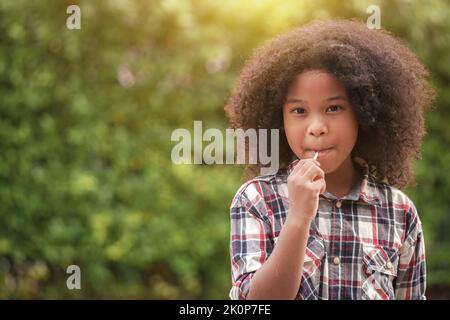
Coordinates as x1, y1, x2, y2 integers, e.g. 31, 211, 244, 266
292, 108, 305, 114
327, 105, 342, 112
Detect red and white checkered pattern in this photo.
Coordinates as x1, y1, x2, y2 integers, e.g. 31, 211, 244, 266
229, 158, 426, 300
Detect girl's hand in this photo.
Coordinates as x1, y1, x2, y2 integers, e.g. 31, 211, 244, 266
287, 158, 326, 221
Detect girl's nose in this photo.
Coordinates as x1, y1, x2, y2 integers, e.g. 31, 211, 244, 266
308, 120, 328, 136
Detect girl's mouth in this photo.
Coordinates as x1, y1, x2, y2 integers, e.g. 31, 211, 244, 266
307, 147, 334, 159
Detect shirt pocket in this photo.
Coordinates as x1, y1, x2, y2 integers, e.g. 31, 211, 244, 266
361, 243, 399, 300
297, 235, 325, 300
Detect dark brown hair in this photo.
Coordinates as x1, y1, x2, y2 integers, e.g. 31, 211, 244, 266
225, 19, 435, 189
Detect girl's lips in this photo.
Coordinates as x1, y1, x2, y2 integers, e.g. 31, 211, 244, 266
309, 147, 333, 159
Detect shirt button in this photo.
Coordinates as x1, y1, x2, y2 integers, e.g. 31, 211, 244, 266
386, 262, 393, 269
335, 200, 342, 208
333, 256, 340, 265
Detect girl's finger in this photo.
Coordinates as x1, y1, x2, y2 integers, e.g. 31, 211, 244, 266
289, 158, 304, 175
310, 178, 326, 194
295, 159, 320, 177
302, 164, 325, 182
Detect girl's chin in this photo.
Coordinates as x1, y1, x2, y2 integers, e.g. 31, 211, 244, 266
321, 159, 348, 175
320, 163, 331, 175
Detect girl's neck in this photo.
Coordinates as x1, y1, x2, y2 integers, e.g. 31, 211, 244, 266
324, 157, 361, 199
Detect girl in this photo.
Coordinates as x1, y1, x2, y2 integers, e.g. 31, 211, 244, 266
225, 19, 435, 300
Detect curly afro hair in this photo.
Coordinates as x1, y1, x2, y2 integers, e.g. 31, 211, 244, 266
225, 19, 436, 189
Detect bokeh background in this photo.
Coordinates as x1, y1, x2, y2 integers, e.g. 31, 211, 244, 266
0, 0, 449, 299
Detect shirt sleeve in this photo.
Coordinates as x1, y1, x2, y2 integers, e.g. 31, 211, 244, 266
394, 199, 427, 300
229, 181, 274, 300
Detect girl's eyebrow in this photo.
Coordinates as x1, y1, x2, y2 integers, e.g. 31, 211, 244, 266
327, 95, 347, 102
285, 95, 348, 104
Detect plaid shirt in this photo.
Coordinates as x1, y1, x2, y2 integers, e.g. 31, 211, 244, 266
229, 157, 426, 300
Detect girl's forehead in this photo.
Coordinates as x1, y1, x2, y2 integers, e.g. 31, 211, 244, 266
287, 70, 347, 98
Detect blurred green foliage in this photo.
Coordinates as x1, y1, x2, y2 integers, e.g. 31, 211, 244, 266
0, 0, 449, 298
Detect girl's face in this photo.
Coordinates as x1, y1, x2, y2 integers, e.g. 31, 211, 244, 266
282, 70, 359, 174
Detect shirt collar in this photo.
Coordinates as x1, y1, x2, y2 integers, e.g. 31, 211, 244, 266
285, 156, 381, 205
